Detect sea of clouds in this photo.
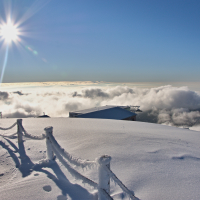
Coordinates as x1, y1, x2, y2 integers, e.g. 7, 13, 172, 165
1, 85, 200, 128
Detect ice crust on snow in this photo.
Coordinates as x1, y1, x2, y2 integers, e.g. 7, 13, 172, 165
0, 118, 200, 200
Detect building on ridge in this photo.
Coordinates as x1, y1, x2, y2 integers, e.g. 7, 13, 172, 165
69, 105, 142, 121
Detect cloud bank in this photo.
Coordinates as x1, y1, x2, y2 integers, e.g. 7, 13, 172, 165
1, 85, 200, 128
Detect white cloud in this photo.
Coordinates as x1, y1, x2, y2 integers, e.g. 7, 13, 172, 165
1, 85, 200, 128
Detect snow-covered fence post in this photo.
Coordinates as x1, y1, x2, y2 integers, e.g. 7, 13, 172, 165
97, 155, 112, 200
17, 119, 23, 143
44, 126, 54, 160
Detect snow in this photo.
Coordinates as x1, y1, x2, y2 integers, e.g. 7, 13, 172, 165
0, 117, 200, 200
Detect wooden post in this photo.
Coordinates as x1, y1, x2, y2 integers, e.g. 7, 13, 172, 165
44, 126, 54, 160
17, 119, 23, 143
97, 155, 112, 200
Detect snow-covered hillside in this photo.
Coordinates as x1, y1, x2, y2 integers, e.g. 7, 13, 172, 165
0, 118, 200, 200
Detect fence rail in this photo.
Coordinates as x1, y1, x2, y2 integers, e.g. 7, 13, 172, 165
0, 122, 17, 130
0, 119, 138, 200
46, 127, 96, 168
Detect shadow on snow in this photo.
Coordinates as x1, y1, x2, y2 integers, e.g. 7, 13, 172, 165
0, 138, 96, 200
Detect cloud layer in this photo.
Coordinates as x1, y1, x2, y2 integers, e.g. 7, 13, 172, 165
1, 85, 200, 128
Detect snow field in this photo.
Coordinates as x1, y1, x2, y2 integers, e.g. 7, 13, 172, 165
0, 118, 200, 200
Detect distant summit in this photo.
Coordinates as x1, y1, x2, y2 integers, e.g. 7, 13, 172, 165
37, 115, 50, 118
37, 112, 50, 118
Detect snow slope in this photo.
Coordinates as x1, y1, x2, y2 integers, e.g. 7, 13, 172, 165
0, 118, 200, 200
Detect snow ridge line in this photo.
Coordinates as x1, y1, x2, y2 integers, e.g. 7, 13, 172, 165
48, 132, 96, 168
51, 143, 98, 188
103, 165, 137, 200
0, 122, 17, 130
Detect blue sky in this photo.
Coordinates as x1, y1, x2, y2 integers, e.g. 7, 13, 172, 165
0, 0, 200, 83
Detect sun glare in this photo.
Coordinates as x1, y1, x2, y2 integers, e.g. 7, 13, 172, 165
0, 20, 19, 43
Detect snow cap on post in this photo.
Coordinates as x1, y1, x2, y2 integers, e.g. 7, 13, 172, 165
97, 155, 112, 166
44, 126, 53, 135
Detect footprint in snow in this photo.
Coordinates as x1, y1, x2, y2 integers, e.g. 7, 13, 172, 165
172, 155, 200, 161
34, 173, 39, 176
43, 185, 52, 192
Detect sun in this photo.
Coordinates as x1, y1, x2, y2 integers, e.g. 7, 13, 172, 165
0, 20, 19, 43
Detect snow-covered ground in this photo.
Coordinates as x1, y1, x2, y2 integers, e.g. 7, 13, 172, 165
0, 118, 200, 200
